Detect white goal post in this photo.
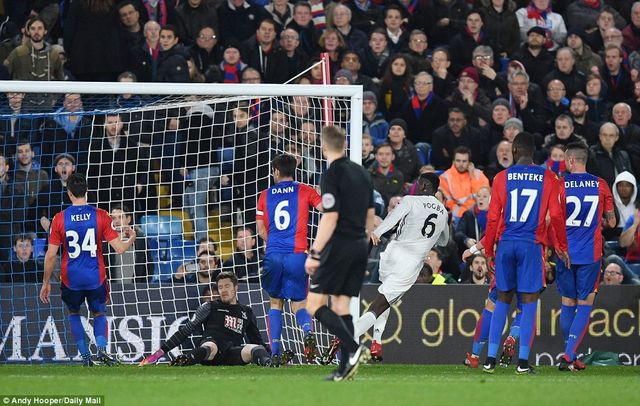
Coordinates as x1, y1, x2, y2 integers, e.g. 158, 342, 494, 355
0, 80, 363, 364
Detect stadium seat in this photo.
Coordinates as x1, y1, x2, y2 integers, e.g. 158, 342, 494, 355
604, 240, 625, 257
415, 142, 431, 165
219, 147, 235, 174
141, 216, 185, 282
170, 240, 197, 261
140, 215, 183, 238
627, 263, 640, 277
151, 258, 186, 283
150, 239, 196, 283
33, 238, 46, 258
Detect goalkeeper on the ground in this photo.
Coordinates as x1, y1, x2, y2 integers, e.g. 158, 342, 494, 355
140, 272, 272, 366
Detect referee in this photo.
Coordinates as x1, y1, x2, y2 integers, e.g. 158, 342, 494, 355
305, 125, 375, 381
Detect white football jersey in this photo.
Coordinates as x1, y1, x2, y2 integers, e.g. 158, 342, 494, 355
374, 195, 449, 251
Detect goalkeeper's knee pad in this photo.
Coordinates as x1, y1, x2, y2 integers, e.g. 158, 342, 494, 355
250, 346, 271, 366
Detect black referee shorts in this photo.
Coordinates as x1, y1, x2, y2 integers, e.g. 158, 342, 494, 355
310, 235, 368, 297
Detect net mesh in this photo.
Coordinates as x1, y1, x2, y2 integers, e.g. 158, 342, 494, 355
0, 86, 357, 364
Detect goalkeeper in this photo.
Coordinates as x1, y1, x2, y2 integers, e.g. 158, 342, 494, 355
140, 272, 272, 367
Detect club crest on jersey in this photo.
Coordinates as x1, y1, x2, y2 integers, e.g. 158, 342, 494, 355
224, 315, 244, 334
322, 193, 335, 209
241, 311, 247, 320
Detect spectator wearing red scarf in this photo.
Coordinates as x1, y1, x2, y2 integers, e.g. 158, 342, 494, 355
566, 0, 626, 32
623, 3, 640, 51
515, 0, 567, 51
219, 41, 247, 83
400, 71, 448, 145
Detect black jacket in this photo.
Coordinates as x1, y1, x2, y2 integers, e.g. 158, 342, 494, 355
602, 67, 634, 104
156, 45, 190, 83
242, 39, 289, 84
511, 44, 555, 87
587, 143, 635, 189
400, 93, 448, 145
222, 251, 261, 283
286, 20, 320, 57
64, 1, 127, 79
446, 88, 493, 128
3, 259, 42, 283
360, 47, 391, 81
175, 2, 219, 46
391, 139, 422, 183
87, 134, 149, 212
431, 125, 487, 169
542, 68, 587, 99
40, 115, 93, 173
369, 164, 405, 206
347, 0, 383, 35
128, 42, 159, 82
190, 44, 223, 74
481, 5, 519, 56
454, 207, 486, 252
509, 83, 550, 135
217, 2, 268, 45
573, 118, 601, 146
449, 30, 494, 76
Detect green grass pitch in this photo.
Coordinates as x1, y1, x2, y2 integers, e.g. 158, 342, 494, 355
1, 364, 639, 406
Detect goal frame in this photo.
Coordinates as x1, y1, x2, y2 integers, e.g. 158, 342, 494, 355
0, 80, 365, 361
0, 81, 364, 164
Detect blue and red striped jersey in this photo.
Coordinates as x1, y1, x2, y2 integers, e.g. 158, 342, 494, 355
256, 181, 321, 254
559, 173, 614, 264
49, 205, 118, 290
482, 164, 568, 257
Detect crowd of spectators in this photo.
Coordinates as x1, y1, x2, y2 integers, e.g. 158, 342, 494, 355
1, 0, 640, 287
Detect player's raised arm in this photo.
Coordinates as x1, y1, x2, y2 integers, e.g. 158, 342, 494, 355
301, 183, 323, 213
140, 301, 213, 366
108, 227, 137, 254
373, 198, 410, 238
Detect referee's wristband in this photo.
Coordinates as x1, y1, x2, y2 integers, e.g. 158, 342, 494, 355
469, 244, 480, 255
308, 249, 321, 260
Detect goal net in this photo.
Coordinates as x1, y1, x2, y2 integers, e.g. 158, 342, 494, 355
0, 80, 363, 364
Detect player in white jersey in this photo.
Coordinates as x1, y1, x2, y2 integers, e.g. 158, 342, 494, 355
354, 173, 449, 360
